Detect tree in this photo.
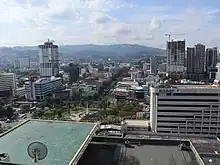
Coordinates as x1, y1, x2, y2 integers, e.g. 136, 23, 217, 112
4, 106, 14, 119
57, 110, 62, 119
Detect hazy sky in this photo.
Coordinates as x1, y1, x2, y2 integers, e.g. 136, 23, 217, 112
1, 0, 220, 48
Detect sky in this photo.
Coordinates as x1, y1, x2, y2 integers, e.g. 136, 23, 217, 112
1, 0, 220, 48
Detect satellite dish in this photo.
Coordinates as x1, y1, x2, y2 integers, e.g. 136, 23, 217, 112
27, 142, 48, 163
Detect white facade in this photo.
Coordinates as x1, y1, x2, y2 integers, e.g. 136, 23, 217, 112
150, 85, 220, 136
38, 41, 59, 77
0, 72, 16, 96
25, 77, 63, 101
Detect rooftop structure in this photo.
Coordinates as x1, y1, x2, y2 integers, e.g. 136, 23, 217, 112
86, 133, 220, 165
0, 120, 98, 165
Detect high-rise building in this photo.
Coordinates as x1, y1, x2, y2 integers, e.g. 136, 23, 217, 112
186, 44, 206, 80
206, 48, 217, 68
186, 47, 195, 74
38, 40, 59, 77
206, 47, 218, 80
68, 63, 80, 84
150, 56, 157, 75
166, 40, 186, 74
194, 44, 206, 73
0, 72, 16, 97
150, 85, 220, 135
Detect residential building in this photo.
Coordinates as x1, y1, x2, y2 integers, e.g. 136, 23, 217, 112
195, 44, 206, 73
38, 40, 59, 77
186, 47, 195, 74
150, 84, 220, 136
206, 47, 218, 79
166, 40, 186, 75
0, 72, 16, 97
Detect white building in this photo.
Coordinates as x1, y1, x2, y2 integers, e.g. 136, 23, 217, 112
0, 72, 16, 97
38, 40, 59, 77
150, 85, 220, 136
25, 77, 63, 101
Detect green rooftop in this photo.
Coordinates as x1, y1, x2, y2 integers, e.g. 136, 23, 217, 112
0, 120, 97, 165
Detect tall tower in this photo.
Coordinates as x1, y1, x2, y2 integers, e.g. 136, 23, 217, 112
38, 39, 59, 77
194, 44, 205, 74
166, 40, 185, 73
186, 47, 195, 74
150, 56, 157, 75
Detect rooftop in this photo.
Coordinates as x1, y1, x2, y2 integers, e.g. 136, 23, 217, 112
78, 143, 197, 165
0, 120, 97, 165
171, 85, 220, 89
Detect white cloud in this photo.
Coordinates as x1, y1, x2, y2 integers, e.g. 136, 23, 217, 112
0, 0, 220, 48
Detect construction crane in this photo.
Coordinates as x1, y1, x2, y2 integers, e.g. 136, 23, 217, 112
36, 38, 55, 43
165, 33, 186, 42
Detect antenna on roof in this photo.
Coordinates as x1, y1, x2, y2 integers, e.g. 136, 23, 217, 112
27, 142, 48, 163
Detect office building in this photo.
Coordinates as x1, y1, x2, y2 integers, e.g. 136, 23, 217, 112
38, 40, 59, 77
166, 40, 186, 73
25, 77, 64, 101
150, 84, 220, 135
0, 72, 16, 97
150, 56, 157, 75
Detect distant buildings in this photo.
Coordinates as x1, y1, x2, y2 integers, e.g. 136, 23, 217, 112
0, 72, 16, 97
128, 67, 140, 80
186, 44, 217, 81
150, 56, 157, 75
166, 40, 186, 78
14, 56, 30, 69
38, 40, 59, 77
150, 84, 220, 135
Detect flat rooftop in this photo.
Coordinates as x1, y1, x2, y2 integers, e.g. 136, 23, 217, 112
78, 143, 197, 165
0, 120, 97, 165
172, 84, 220, 89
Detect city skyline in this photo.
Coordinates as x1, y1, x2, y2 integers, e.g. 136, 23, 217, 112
1, 0, 220, 48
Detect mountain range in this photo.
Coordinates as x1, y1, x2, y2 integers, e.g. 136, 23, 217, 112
0, 44, 165, 59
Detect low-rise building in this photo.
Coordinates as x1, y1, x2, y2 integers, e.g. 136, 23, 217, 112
0, 72, 16, 97
25, 77, 65, 101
